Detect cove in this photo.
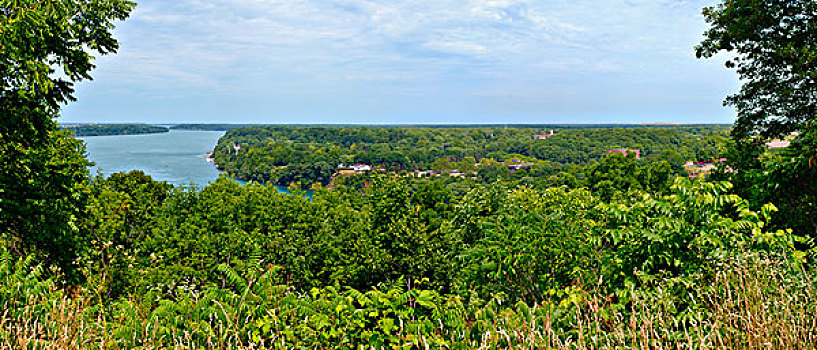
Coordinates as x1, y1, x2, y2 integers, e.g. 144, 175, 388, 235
231, 178, 314, 199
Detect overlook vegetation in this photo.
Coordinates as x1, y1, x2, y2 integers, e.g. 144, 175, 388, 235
2, 0, 817, 349
4, 172, 817, 348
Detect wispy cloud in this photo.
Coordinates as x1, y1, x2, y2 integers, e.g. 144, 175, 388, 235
64, 0, 737, 124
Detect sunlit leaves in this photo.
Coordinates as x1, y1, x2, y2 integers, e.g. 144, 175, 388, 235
697, 0, 817, 139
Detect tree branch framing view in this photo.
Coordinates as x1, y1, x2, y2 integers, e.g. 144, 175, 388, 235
1, 0, 816, 348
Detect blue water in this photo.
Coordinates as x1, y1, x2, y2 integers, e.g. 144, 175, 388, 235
81, 130, 310, 197
81, 130, 224, 187
232, 179, 314, 198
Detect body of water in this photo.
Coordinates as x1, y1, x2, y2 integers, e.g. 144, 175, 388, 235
82, 131, 314, 198
81, 130, 224, 187
232, 178, 313, 198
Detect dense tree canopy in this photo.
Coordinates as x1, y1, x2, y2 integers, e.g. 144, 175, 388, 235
699, 0, 817, 238
7, 169, 807, 348
0, 0, 134, 276
1, 0, 135, 138
2, 0, 816, 347
697, 0, 817, 139
214, 126, 728, 190
66, 123, 169, 136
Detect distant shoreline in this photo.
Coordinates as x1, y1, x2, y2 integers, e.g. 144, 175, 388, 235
64, 124, 169, 137
64, 122, 733, 132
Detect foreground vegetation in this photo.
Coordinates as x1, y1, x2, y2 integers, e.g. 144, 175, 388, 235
2, 0, 816, 348
4, 249, 815, 349
2, 173, 816, 349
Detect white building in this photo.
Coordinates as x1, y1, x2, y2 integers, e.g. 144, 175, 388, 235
352, 164, 372, 173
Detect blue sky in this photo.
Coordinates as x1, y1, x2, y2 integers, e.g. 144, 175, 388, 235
61, 0, 738, 124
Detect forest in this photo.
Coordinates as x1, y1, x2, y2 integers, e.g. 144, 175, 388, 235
2, 0, 817, 349
64, 124, 170, 137
213, 125, 728, 190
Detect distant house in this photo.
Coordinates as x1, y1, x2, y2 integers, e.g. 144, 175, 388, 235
352, 164, 372, 173
684, 158, 728, 179
533, 130, 555, 140
766, 141, 791, 148
606, 148, 641, 159
414, 170, 433, 178
689, 158, 727, 167
505, 160, 532, 170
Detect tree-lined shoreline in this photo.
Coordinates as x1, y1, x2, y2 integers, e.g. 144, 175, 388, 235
63, 124, 169, 137
3, 0, 817, 348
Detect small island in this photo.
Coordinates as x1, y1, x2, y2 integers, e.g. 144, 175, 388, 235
63, 123, 170, 137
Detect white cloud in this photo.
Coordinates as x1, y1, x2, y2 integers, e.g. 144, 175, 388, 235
66, 0, 736, 123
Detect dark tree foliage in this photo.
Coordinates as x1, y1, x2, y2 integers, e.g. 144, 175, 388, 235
0, 0, 135, 277
586, 153, 673, 201
477, 160, 510, 183
1, 0, 135, 132
73, 169, 789, 309
761, 129, 817, 237
0, 1, 814, 346
723, 129, 817, 237
697, 0, 817, 139
67, 124, 169, 137
699, 0, 817, 238
0, 130, 90, 274
83, 171, 172, 299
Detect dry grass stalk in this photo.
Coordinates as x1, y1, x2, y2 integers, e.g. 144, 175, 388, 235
2, 254, 814, 349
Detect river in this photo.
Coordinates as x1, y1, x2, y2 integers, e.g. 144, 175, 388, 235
81, 130, 225, 187
81, 130, 312, 197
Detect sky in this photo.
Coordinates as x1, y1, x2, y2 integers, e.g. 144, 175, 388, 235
61, 0, 740, 124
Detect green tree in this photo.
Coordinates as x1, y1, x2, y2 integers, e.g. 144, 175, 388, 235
0, 0, 135, 277
1, 0, 136, 136
588, 153, 673, 201
0, 130, 90, 277
698, 0, 817, 238
453, 156, 477, 174
732, 129, 817, 237
638, 160, 672, 194
459, 186, 600, 303
586, 153, 641, 201
696, 0, 816, 139
430, 157, 451, 173
83, 171, 172, 299
477, 158, 510, 183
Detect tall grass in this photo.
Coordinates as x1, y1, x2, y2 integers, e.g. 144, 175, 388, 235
2, 253, 814, 349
